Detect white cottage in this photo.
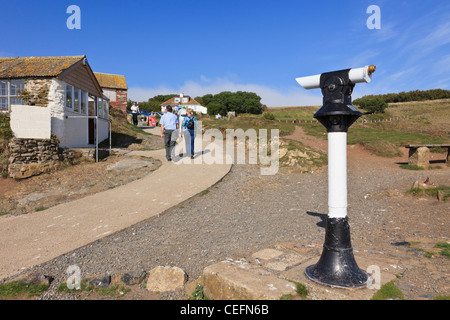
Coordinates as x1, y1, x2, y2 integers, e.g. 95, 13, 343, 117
0, 55, 109, 148
161, 93, 207, 114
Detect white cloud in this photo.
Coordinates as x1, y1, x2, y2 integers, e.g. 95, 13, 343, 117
128, 77, 323, 107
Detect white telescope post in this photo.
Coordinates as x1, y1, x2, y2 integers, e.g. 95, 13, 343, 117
296, 65, 376, 288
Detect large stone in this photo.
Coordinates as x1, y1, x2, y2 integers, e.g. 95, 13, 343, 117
409, 147, 430, 168
202, 261, 297, 300
146, 266, 188, 292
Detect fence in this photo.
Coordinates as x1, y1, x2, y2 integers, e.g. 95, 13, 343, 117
278, 115, 412, 124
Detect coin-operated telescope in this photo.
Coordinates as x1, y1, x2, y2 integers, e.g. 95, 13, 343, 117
296, 65, 376, 288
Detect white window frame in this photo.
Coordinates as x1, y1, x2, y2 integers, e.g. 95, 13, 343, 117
80, 91, 88, 115
65, 84, 74, 111
0, 79, 25, 112
98, 97, 104, 118
65, 83, 89, 115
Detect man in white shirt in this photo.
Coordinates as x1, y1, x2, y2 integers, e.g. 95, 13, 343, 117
131, 102, 140, 126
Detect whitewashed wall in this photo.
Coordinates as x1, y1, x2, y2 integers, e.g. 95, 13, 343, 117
48, 79, 109, 148
10, 105, 51, 139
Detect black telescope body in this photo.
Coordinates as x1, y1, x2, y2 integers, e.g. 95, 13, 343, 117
314, 69, 362, 133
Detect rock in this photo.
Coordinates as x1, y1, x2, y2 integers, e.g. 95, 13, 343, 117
202, 261, 297, 300
111, 271, 147, 286
7, 137, 65, 179
146, 266, 188, 292
16, 272, 54, 287
437, 190, 445, 201
412, 177, 436, 190
252, 248, 284, 261
409, 147, 430, 168
89, 275, 111, 288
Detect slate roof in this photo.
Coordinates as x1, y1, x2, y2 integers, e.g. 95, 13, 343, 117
94, 72, 128, 90
0, 56, 85, 79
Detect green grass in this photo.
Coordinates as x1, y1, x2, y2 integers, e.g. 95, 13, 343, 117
0, 113, 13, 142
294, 281, 309, 299
189, 283, 209, 300
301, 122, 447, 158
434, 294, 450, 300
281, 280, 309, 300
201, 113, 297, 137
371, 280, 404, 300
57, 278, 131, 297
407, 185, 450, 201
269, 100, 450, 158
399, 164, 424, 170
0, 281, 49, 299
434, 242, 450, 258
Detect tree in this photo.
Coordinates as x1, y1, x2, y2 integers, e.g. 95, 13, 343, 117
201, 91, 263, 115
358, 97, 388, 113
207, 101, 227, 116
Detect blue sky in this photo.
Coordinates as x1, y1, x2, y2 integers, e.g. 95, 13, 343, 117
1, 0, 450, 107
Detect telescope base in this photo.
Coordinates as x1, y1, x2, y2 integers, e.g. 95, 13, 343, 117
305, 217, 368, 289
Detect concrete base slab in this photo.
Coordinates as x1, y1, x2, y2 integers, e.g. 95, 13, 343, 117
201, 243, 398, 300
203, 260, 297, 300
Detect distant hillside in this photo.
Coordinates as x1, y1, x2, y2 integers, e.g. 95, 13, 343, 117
354, 89, 450, 105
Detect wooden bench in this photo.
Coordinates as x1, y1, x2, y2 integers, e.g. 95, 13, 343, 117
404, 144, 450, 167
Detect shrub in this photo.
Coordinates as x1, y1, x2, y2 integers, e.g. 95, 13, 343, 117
263, 112, 275, 120
356, 97, 388, 114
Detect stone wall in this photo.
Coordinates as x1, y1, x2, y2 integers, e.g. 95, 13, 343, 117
7, 138, 76, 179
19, 79, 52, 107
110, 89, 127, 113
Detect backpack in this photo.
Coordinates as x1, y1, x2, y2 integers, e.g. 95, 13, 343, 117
187, 117, 195, 130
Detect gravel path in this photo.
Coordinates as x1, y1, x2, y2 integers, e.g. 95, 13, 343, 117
3, 127, 449, 300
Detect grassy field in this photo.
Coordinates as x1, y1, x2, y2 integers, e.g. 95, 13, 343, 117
199, 99, 449, 160
297, 100, 449, 157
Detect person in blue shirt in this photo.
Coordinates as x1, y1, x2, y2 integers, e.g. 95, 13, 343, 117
160, 105, 179, 161
182, 109, 198, 159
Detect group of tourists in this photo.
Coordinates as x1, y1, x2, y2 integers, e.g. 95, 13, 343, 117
159, 105, 198, 161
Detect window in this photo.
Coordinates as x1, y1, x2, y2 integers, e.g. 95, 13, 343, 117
0, 80, 24, 111
0, 80, 7, 96
0, 98, 7, 110
80, 91, 87, 115
74, 88, 80, 113
98, 98, 104, 118
66, 84, 90, 115
66, 85, 73, 110
182, 98, 189, 103
174, 98, 180, 103
104, 100, 109, 119
10, 80, 24, 97
0, 81, 7, 110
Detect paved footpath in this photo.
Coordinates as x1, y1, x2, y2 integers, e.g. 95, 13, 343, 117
0, 128, 232, 281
